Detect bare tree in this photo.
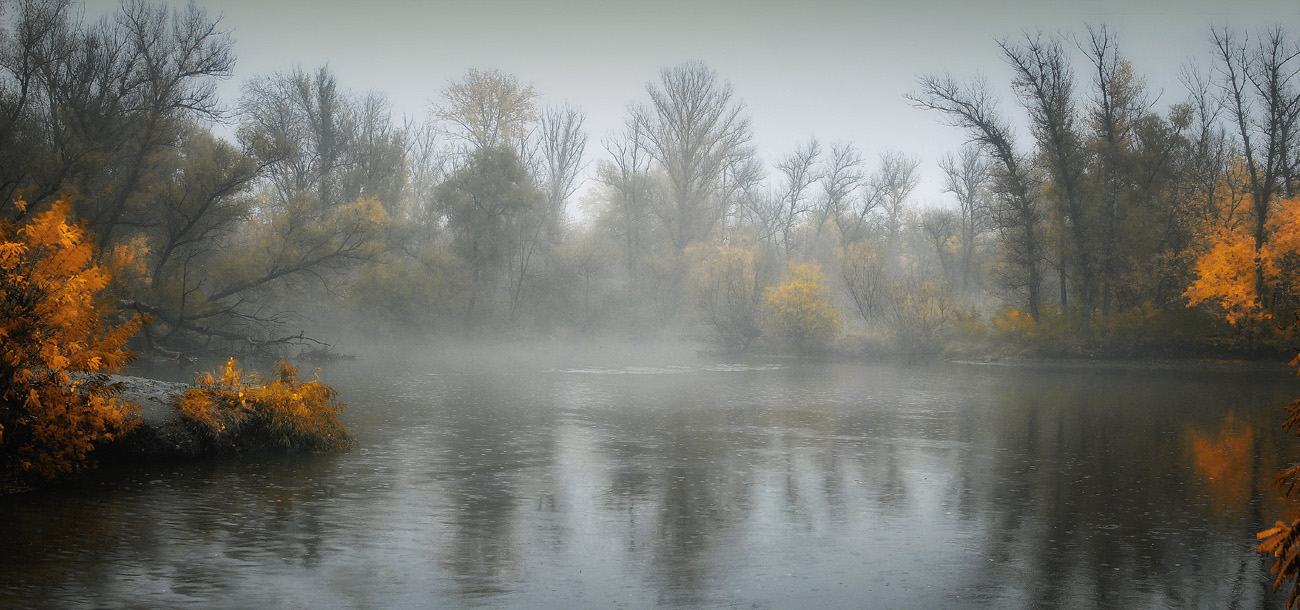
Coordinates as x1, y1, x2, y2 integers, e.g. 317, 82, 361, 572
535, 103, 588, 217
598, 118, 654, 276
818, 141, 865, 243
403, 116, 449, 235
717, 143, 765, 242
0, 0, 235, 248
720, 152, 767, 242
508, 103, 588, 321
869, 151, 920, 247
920, 206, 960, 284
1081, 25, 1151, 315
634, 61, 753, 250
345, 91, 408, 210
773, 138, 822, 258
842, 240, 889, 322
909, 73, 1045, 320
939, 145, 991, 292
241, 66, 353, 209
834, 189, 881, 247
1001, 32, 1097, 332
1181, 63, 1233, 225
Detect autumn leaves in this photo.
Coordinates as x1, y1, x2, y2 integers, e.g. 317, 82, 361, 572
0, 200, 353, 481
0, 200, 143, 478
1184, 196, 1300, 327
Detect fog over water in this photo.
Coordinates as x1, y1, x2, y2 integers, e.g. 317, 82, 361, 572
3, 347, 1297, 608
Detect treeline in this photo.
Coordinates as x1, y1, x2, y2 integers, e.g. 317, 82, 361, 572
2, 0, 1297, 358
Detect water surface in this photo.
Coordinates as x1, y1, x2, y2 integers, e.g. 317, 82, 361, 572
2, 350, 1296, 608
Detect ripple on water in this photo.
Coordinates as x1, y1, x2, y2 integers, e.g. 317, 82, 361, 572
551, 363, 784, 375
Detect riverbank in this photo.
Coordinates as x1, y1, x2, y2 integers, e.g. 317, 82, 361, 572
105, 375, 204, 460
0, 376, 196, 495
3, 361, 352, 495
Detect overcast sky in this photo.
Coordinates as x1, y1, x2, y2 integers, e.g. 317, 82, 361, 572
84, 0, 1300, 210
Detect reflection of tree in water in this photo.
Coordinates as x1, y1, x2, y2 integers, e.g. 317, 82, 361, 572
0, 477, 137, 595
1187, 409, 1297, 608
1190, 413, 1255, 513
0, 452, 360, 605
648, 426, 749, 606
959, 369, 1289, 608
584, 365, 931, 607
433, 372, 561, 602
12, 361, 1300, 608
591, 388, 756, 607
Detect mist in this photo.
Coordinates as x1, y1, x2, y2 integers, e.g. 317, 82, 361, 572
5, 0, 1300, 607
0, 1, 1282, 361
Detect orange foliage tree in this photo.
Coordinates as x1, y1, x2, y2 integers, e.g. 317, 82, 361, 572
1185, 196, 1300, 327
0, 199, 144, 479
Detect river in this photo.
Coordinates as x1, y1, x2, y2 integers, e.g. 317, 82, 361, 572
2, 347, 1296, 609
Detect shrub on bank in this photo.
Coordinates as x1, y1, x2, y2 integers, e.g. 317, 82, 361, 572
177, 358, 353, 453
763, 262, 841, 352
0, 199, 144, 480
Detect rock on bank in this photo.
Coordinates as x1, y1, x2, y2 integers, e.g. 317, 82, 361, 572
107, 375, 205, 459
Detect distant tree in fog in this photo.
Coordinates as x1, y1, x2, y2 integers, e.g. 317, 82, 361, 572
597, 118, 655, 277
688, 243, 765, 352
773, 138, 823, 258
633, 61, 754, 250
763, 262, 841, 351
870, 151, 921, 248
436, 68, 539, 154
817, 142, 866, 245
533, 103, 589, 217
939, 145, 991, 292
508, 103, 588, 320
435, 146, 544, 321
919, 206, 959, 284
240, 66, 407, 212
841, 240, 889, 322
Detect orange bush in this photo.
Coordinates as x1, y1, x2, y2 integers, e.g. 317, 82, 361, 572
178, 358, 353, 453
0, 199, 144, 479
991, 307, 1037, 338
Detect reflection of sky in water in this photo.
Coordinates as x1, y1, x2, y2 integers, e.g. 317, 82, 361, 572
552, 363, 784, 375
0, 358, 1295, 608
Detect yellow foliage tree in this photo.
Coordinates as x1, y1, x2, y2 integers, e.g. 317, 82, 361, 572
888, 276, 954, 353
0, 199, 144, 479
763, 262, 841, 351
